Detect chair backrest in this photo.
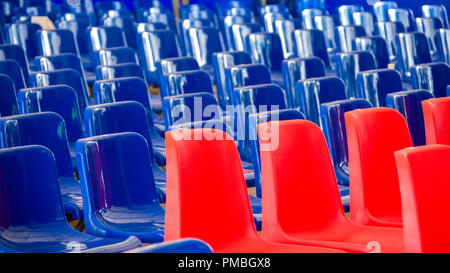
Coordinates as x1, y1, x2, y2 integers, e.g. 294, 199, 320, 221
435, 29, 450, 66
422, 97, 450, 145
163, 70, 214, 99
93, 46, 138, 67
282, 57, 326, 108
334, 50, 376, 98
188, 27, 224, 68
388, 8, 415, 32
102, 15, 137, 50
165, 128, 258, 248
320, 98, 373, 186
246, 32, 283, 71
249, 109, 305, 198
0, 59, 26, 91
314, 15, 336, 53
29, 69, 90, 116
356, 68, 403, 107
87, 26, 127, 54
6, 22, 41, 60
0, 145, 66, 229
0, 74, 19, 116
353, 11, 375, 36
422, 4, 449, 28
387, 90, 434, 146
373, 1, 398, 22
0, 44, 29, 80
273, 19, 301, 59
335, 25, 366, 53
258, 120, 347, 234
37, 29, 79, 57
296, 76, 347, 126
396, 32, 432, 78
95, 63, 146, 81
76, 132, 159, 213
0, 112, 74, 178
345, 107, 413, 226
353, 36, 390, 69
375, 21, 402, 62
138, 30, 182, 83
57, 19, 90, 56
394, 144, 450, 253
263, 12, 289, 33
212, 51, 252, 109
410, 62, 450, 98
180, 18, 214, 55
231, 23, 263, 52
223, 15, 253, 51
34, 53, 87, 86
338, 4, 363, 26
292, 29, 330, 67
145, 13, 178, 34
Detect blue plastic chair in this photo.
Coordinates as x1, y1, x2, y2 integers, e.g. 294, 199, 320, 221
320, 98, 372, 206
301, 8, 325, 29
179, 3, 209, 19
375, 21, 404, 62
157, 56, 200, 99
263, 12, 290, 33
0, 145, 142, 253
0, 112, 83, 219
6, 22, 41, 62
248, 109, 305, 198
29, 69, 91, 117
296, 76, 347, 127
145, 12, 178, 34
410, 62, 450, 98
212, 51, 252, 110
357, 68, 403, 107
136, 6, 172, 23
222, 15, 253, 51
0, 74, 19, 116
435, 29, 450, 65
388, 8, 415, 32
353, 11, 375, 36
84, 101, 167, 202
353, 36, 390, 69
0, 59, 25, 90
246, 32, 283, 84
415, 17, 440, 57
338, 4, 363, 26
95, 63, 146, 81
334, 50, 376, 99
188, 27, 224, 77
314, 15, 337, 54
93, 77, 165, 160
224, 63, 272, 107
282, 57, 326, 108
76, 132, 165, 243
162, 70, 214, 99
335, 25, 366, 53
126, 238, 213, 253
373, 1, 398, 22
93, 46, 138, 67
422, 4, 449, 28
396, 32, 432, 79
229, 23, 263, 52
292, 29, 330, 67
57, 19, 91, 59
17, 85, 83, 147
37, 29, 80, 57
258, 4, 289, 23
87, 26, 127, 60
101, 15, 137, 50
137, 30, 182, 84
386, 89, 434, 147
270, 18, 301, 59
180, 18, 214, 55
0, 44, 29, 81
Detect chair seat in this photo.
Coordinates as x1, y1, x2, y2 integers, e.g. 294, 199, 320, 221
96, 205, 165, 243
150, 93, 162, 113
0, 223, 141, 253
59, 177, 83, 220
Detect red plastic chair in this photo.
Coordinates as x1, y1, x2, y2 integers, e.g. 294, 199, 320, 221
395, 144, 450, 253
422, 97, 450, 145
258, 120, 404, 253
164, 128, 345, 253
345, 107, 412, 228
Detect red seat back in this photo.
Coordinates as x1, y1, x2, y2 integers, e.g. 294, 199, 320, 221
422, 97, 450, 145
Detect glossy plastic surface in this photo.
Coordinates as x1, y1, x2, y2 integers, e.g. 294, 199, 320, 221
76, 132, 164, 243
6, 22, 41, 60
422, 97, 450, 145
356, 68, 403, 107
435, 29, 450, 65
335, 25, 366, 53
259, 120, 403, 253
37, 29, 80, 57
163, 70, 214, 99
410, 62, 450, 98
87, 26, 127, 55
126, 238, 213, 253
292, 29, 330, 67
0, 44, 29, 81
346, 107, 412, 227
246, 32, 283, 72
0, 74, 19, 116
230, 23, 263, 52
93, 46, 138, 67
95, 63, 146, 81
188, 27, 224, 71
353, 36, 390, 69
0, 59, 26, 91
395, 32, 432, 78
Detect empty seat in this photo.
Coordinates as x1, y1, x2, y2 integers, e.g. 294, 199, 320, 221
95, 63, 146, 81
422, 4, 449, 28
223, 15, 253, 51
388, 8, 415, 32
164, 128, 344, 253
57, 19, 91, 59
422, 97, 450, 145
93, 46, 138, 67
410, 62, 450, 98
76, 132, 165, 243
87, 26, 127, 60
387, 90, 434, 146
373, 1, 398, 22
338, 4, 363, 26
320, 99, 372, 187
0, 59, 26, 91
353, 36, 390, 69
292, 29, 330, 67
273, 19, 301, 59
37, 29, 80, 57
396, 32, 432, 78
353, 11, 375, 36
263, 12, 290, 33
6, 22, 41, 62
415, 17, 440, 56
0, 145, 141, 253
84, 101, 167, 202
180, 18, 214, 55
296, 76, 347, 126
162, 70, 214, 99
188, 27, 224, 76
376, 21, 403, 62
0, 74, 19, 116
301, 8, 324, 29
314, 15, 337, 54
259, 120, 404, 253
335, 25, 366, 53
334, 50, 376, 98
0, 112, 83, 219
435, 29, 450, 65
101, 14, 137, 50
157, 56, 200, 99
230, 23, 263, 52
346, 107, 413, 227
356, 68, 403, 107
145, 12, 178, 34
0, 44, 29, 82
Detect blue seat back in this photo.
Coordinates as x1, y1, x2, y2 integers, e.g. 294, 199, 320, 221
6, 22, 42, 60
0, 112, 73, 178
334, 50, 377, 98
373, 1, 398, 22
386, 89, 434, 146
320, 98, 373, 186
335, 25, 366, 53
93, 46, 138, 67
223, 15, 253, 51
396, 32, 432, 78
246, 32, 283, 71
95, 63, 146, 81
353, 36, 390, 69
248, 109, 305, 197
0, 44, 29, 80
76, 132, 159, 213
87, 26, 127, 56
410, 62, 450, 98
163, 70, 214, 99
0, 146, 66, 228
101, 15, 137, 50
338, 4, 363, 26
145, 13, 178, 34
180, 18, 214, 55
57, 19, 90, 56
357, 68, 403, 107
29, 69, 90, 117
212, 51, 252, 109
282, 57, 326, 108
37, 29, 79, 57
188, 27, 224, 68
17, 85, 83, 142
435, 29, 450, 65
422, 4, 449, 28
296, 76, 347, 126
0, 74, 19, 116
34, 53, 87, 86
292, 29, 330, 66
272, 19, 301, 59
162, 92, 221, 130
230, 23, 263, 52
0, 59, 26, 91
